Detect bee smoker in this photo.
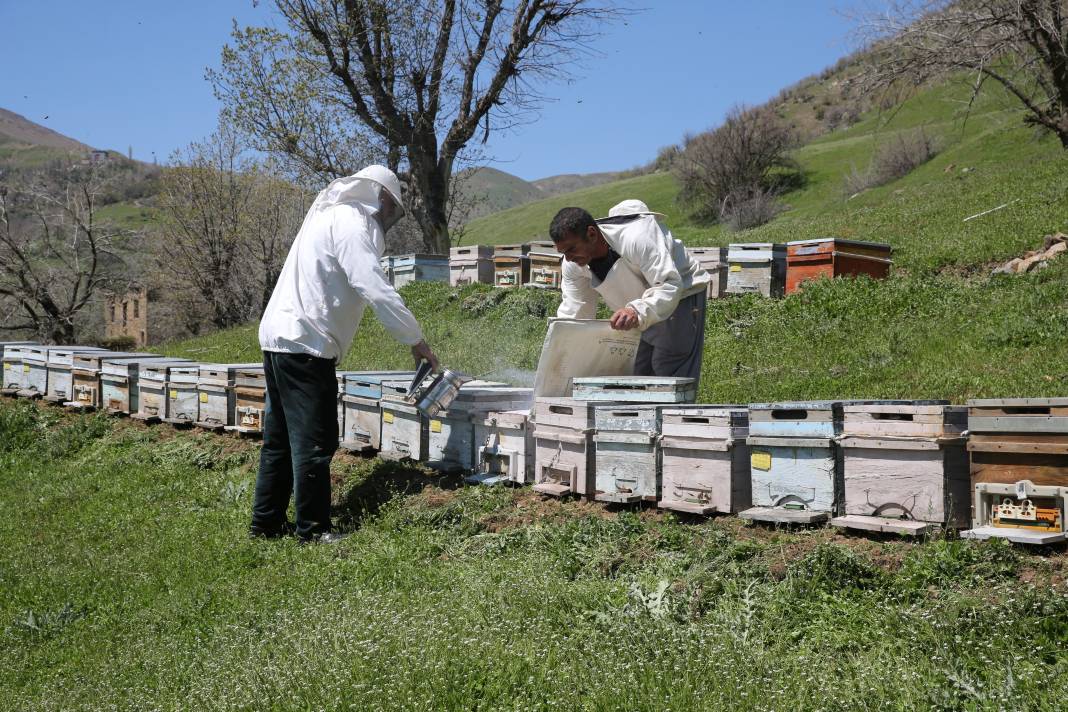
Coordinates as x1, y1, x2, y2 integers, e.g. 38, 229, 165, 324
405, 360, 473, 418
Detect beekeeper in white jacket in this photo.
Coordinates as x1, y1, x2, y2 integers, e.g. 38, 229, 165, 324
252, 165, 438, 544
550, 199, 710, 380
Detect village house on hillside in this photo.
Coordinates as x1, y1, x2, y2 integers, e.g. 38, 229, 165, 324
103, 286, 153, 347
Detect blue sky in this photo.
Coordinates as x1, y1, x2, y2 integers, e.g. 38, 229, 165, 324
0, 1, 859, 181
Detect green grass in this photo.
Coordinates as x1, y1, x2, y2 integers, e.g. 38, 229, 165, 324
3, 399, 1068, 710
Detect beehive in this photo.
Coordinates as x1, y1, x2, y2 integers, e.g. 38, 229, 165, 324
532, 397, 603, 498
227, 366, 268, 435
425, 386, 531, 472
66, 352, 157, 410
449, 245, 494, 286
785, 238, 892, 295
338, 372, 417, 453
470, 410, 534, 486
380, 255, 396, 285
101, 357, 189, 416
493, 244, 529, 288
0, 342, 36, 391
16, 346, 60, 398
830, 402, 969, 536
572, 376, 696, 404
740, 401, 845, 524
962, 480, 1068, 545
525, 241, 563, 290
726, 242, 786, 297
1, 344, 40, 396
132, 362, 173, 422
195, 363, 262, 430
392, 254, 450, 288
379, 396, 427, 461
160, 364, 201, 425
658, 406, 750, 515
593, 404, 663, 504
335, 371, 359, 440
43, 347, 106, 403
686, 247, 728, 299
961, 398, 1068, 543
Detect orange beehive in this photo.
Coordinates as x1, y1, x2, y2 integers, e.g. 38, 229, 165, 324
785, 238, 892, 295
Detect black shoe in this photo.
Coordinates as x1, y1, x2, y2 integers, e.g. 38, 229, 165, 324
298, 531, 350, 546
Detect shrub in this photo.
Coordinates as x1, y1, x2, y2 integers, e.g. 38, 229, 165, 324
673, 105, 801, 223
721, 186, 787, 232
844, 128, 938, 195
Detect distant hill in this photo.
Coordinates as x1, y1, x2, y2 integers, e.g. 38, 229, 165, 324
0, 108, 91, 151
455, 166, 634, 224
532, 171, 623, 196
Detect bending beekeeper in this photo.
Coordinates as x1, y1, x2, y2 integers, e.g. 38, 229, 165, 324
252, 165, 439, 544
550, 200, 710, 380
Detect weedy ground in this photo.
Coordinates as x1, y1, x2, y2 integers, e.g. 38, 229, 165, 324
2, 400, 1067, 710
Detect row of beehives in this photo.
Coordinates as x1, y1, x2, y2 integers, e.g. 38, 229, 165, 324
4, 341, 1065, 546
379, 241, 566, 291
380, 237, 894, 296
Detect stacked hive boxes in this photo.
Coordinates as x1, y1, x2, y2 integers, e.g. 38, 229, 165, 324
0, 342, 36, 390
785, 238, 892, 295
470, 410, 535, 486
393, 254, 449, 288
1, 344, 41, 395
525, 240, 563, 289
426, 385, 530, 472
67, 352, 157, 410
658, 406, 750, 515
532, 396, 601, 498
831, 402, 969, 535
340, 372, 414, 453
195, 364, 261, 431
686, 247, 728, 299
43, 347, 105, 404
102, 356, 190, 415
228, 366, 268, 435
493, 244, 529, 288
20, 346, 104, 399
449, 245, 495, 286
727, 243, 787, 297
962, 398, 1068, 544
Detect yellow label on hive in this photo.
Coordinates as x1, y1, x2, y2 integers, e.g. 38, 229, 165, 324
383, 412, 395, 424
751, 450, 772, 471
730, 264, 742, 272
23, 364, 30, 373
199, 392, 209, 403
170, 390, 178, 400
430, 419, 442, 433
3, 363, 9, 369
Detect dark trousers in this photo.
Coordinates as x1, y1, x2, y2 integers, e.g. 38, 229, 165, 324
634, 290, 707, 382
250, 351, 338, 540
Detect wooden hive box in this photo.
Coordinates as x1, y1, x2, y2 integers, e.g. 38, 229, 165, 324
102, 357, 189, 416
343, 371, 417, 400
426, 385, 529, 473
17, 346, 61, 398
470, 410, 534, 486
659, 406, 750, 515
961, 479, 1068, 545
830, 402, 969, 536
785, 238, 892, 295
341, 394, 382, 453
532, 397, 601, 498
593, 403, 663, 504
227, 366, 268, 435
43, 347, 105, 403
195, 363, 260, 430
379, 396, 427, 461
961, 398, 1068, 542
449, 245, 495, 286
741, 401, 845, 524
1, 344, 39, 396
132, 362, 172, 422
66, 352, 155, 410
726, 243, 786, 297
0, 339, 36, 390
686, 247, 728, 299
334, 371, 360, 440
162, 364, 202, 425
525, 242, 563, 290
571, 376, 697, 404
380, 255, 397, 285
392, 254, 450, 288
493, 244, 530, 288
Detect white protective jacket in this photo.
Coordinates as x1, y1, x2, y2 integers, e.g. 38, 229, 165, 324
259, 171, 424, 360
556, 199, 710, 330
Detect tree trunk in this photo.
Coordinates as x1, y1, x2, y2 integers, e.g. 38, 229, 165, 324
409, 151, 452, 255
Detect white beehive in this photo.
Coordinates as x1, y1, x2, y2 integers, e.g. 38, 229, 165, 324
43, 347, 106, 403
379, 396, 427, 461
195, 363, 261, 430
470, 410, 534, 486
102, 357, 189, 416
425, 386, 530, 472
531, 397, 605, 498
66, 352, 156, 410
593, 404, 662, 504
658, 406, 750, 515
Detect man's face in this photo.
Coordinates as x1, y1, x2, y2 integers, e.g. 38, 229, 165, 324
377, 189, 403, 234
554, 225, 603, 267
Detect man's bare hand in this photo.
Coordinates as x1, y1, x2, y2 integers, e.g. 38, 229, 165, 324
411, 340, 440, 372
609, 306, 640, 331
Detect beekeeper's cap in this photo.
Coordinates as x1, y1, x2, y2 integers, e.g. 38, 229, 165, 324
599, 199, 665, 221
354, 164, 405, 214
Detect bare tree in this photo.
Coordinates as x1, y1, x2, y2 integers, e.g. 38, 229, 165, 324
0, 164, 131, 343
673, 105, 801, 225
857, 0, 1068, 147
210, 0, 619, 254
157, 129, 308, 333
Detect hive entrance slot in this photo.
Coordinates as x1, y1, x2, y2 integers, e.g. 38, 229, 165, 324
682, 416, 710, 424
1000, 406, 1051, 415
771, 409, 808, 420
872, 413, 914, 421
548, 405, 573, 415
